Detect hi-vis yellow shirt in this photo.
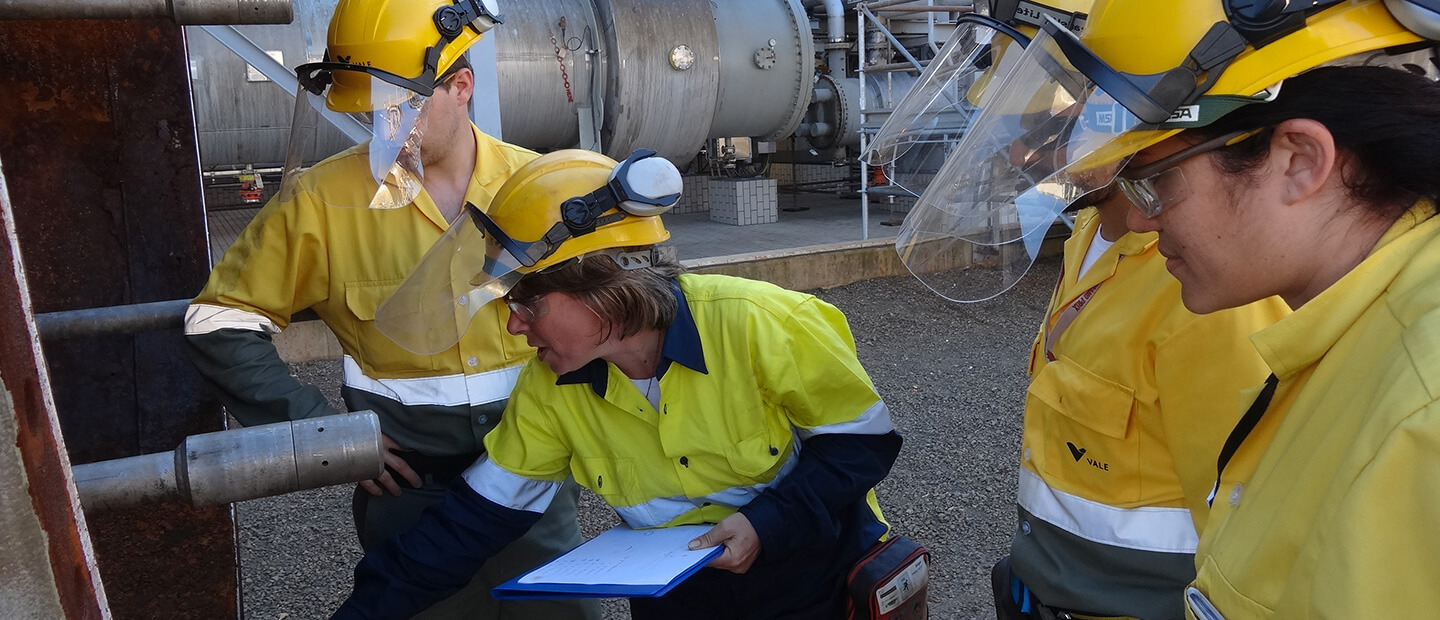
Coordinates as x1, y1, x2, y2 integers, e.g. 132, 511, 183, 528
475, 273, 895, 530
1188, 204, 1440, 619
187, 126, 537, 455
1014, 209, 1287, 618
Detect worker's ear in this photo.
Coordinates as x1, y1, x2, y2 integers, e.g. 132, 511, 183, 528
442, 67, 475, 107
1267, 118, 1337, 206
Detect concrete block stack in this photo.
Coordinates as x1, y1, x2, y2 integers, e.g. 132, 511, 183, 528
708, 178, 778, 226
674, 174, 712, 214
770, 163, 849, 192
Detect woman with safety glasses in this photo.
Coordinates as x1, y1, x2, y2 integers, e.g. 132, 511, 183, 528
874, 1, 1290, 618
929, 0, 1440, 616
331, 149, 904, 619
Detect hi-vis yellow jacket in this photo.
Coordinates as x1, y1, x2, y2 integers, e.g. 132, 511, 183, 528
335, 274, 903, 619
1188, 203, 1440, 619
185, 126, 537, 457
470, 273, 897, 542
1014, 209, 1288, 618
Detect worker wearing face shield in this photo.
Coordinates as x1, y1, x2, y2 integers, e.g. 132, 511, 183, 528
183, 1, 597, 618
868, 2, 1288, 618
957, 0, 1440, 617
331, 149, 903, 619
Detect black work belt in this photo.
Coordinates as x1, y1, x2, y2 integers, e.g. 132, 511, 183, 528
390, 451, 485, 484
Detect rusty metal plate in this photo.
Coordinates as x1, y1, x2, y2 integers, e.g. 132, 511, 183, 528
0, 19, 237, 618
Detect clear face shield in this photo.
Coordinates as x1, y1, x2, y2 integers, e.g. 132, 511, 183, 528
280, 68, 433, 210
375, 205, 530, 355
860, 15, 1031, 198
895, 22, 1162, 302
375, 150, 682, 355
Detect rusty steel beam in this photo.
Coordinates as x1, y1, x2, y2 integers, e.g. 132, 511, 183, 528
0, 0, 293, 25
0, 18, 238, 618
0, 155, 109, 619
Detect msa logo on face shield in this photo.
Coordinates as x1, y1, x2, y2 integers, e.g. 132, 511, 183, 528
1080, 102, 1145, 134
1169, 105, 1200, 123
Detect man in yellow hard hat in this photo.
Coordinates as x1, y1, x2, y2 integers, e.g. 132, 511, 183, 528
183, 1, 597, 618
876, 1, 1288, 617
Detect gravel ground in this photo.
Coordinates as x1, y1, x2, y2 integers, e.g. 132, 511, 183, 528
237, 257, 1057, 620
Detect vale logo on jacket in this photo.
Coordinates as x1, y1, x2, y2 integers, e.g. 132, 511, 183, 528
1066, 441, 1109, 471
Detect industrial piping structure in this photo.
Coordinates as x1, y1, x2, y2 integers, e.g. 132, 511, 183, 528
187, 0, 967, 243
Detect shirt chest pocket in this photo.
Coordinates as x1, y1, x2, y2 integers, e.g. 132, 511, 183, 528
342, 280, 441, 372
1029, 356, 1142, 502
723, 428, 791, 479
571, 456, 640, 505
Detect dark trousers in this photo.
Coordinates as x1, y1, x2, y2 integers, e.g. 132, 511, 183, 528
630, 561, 847, 620
993, 556, 1035, 620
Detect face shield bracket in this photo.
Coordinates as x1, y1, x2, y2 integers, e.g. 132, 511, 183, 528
462, 149, 682, 269
1042, 17, 1247, 124
434, 0, 503, 39
1223, 0, 1346, 47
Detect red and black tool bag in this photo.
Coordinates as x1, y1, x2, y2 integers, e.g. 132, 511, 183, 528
845, 535, 930, 620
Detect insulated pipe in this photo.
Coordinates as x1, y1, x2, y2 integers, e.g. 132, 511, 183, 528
0, 0, 293, 24
819, 0, 847, 76
73, 411, 384, 512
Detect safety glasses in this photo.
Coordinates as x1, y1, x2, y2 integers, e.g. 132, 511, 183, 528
504, 294, 550, 323
1118, 128, 1265, 218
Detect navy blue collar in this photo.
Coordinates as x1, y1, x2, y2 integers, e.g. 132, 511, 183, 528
555, 279, 708, 397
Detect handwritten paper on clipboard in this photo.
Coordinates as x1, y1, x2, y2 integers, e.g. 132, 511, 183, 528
492, 524, 723, 599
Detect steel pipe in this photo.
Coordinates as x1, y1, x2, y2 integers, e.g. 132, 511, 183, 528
0, 0, 293, 24
872, 5, 973, 12
73, 411, 384, 512
861, 61, 925, 73
35, 299, 190, 341
860, 5, 925, 73
862, 0, 968, 9
819, 0, 847, 75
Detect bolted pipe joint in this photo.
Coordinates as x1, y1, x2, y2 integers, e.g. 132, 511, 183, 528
74, 411, 383, 512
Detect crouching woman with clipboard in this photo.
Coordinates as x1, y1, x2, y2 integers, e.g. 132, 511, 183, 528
330, 149, 911, 620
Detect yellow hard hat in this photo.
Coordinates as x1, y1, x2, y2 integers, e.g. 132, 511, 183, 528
1072, 0, 1427, 156
484, 149, 676, 274
297, 0, 503, 113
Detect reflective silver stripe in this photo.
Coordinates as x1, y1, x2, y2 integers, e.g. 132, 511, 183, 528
1017, 467, 1199, 554
184, 303, 280, 335
342, 355, 521, 407
797, 400, 894, 440
613, 446, 801, 528
462, 457, 561, 514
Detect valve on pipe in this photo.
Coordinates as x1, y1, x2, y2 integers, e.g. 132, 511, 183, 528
73, 411, 384, 512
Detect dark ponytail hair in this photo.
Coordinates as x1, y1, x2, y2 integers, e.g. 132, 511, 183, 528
1194, 64, 1440, 220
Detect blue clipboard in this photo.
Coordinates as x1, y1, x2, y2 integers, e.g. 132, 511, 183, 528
491, 525, 724, 600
